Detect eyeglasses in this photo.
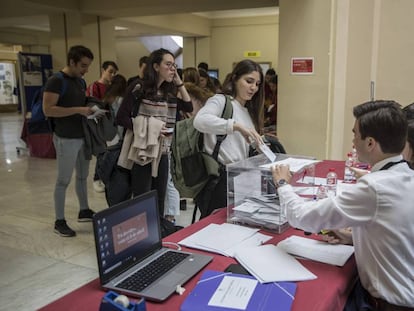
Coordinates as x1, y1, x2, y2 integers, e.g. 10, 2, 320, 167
165, 62, 177, 69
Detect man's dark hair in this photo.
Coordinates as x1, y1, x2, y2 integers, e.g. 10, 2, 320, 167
407, 120, 414, 168
66, 45, 94, 66
102, 60, 118, 71
402, 103, 414, 121
197, 62, 208, 71
139, 56, 149, 67
265, 68, 276, 76
353, 100, 407, 153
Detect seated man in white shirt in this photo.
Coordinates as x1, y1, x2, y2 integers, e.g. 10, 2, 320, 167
272, 100, 414, 311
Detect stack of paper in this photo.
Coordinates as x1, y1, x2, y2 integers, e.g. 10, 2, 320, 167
234, 244, 317, 283
230, 195, 288, 230
178, 223, 272, 257
277, 235, 355, 266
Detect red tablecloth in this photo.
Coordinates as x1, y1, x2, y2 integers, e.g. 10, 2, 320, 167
40, 160, 356, 311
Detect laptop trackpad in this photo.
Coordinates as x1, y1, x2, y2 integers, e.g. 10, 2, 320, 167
160, 271, 186, 286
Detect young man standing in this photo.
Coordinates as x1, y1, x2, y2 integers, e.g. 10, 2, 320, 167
272, 100, 414, 310
127, 55, 148, 86
86, 60, 118, 193
86, 60, 118, 100
43, 45, 95, 237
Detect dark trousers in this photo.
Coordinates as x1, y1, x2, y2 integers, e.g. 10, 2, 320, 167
131, 154, 168, 216
196, 169, 227, 219
93, 154, 101, 181
344, 279, 414, 311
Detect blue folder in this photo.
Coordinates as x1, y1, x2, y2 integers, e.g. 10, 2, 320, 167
180, 270, 297, 311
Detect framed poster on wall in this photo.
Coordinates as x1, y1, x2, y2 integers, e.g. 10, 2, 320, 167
17, 52, 53, 116
291, 57, 314, 75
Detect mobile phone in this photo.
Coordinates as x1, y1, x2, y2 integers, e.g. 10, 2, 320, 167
224, 263, 251, 276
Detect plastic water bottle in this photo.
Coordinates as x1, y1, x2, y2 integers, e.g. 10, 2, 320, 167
326, 168, 337, 197
344, 152, 355, 183
351, 147, 358, 164
316, 185, 327, 199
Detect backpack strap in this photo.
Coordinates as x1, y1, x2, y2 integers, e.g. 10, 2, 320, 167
211, 95, 233, 160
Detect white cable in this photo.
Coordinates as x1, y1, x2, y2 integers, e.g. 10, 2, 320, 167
176, 285, 186, 295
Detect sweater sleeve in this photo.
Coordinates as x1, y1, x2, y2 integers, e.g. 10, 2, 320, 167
115, 82, 139, 130
177, 98, 193, 113
193, 94, 234, 135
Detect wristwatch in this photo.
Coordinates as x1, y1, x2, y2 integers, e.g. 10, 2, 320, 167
276, 179, 289, 188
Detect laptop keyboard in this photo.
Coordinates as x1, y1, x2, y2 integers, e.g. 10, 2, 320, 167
117, 251, 190, 292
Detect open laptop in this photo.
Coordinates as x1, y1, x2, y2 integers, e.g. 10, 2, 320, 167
92, 190, 212, 302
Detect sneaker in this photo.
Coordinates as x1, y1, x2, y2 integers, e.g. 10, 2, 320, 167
54, 219, 76, 237
93, 180, 105, 193
78, 209, 95, 222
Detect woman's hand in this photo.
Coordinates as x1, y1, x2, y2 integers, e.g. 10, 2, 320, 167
160, 126, 174, 137
173, 70, 183, 86
233, 123, 263, 147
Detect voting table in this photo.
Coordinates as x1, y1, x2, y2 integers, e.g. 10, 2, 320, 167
40, 160, 357, 311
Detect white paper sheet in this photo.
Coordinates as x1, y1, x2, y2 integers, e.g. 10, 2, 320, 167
277, 235, 354, 266
257, 143, 277, 162
87, 105, 108, 119
178, 223, 271, 257
208, 276, 257, 309
235, 244, 317, 283
260, 158, 321, 173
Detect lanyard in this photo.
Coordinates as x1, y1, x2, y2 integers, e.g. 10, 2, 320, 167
379, 159, 407, 171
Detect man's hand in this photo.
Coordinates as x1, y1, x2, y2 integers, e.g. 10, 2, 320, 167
79, 106, 93, 117
321, 228, 353, 245
349, 167, 370, 179
271, 164, 292, 184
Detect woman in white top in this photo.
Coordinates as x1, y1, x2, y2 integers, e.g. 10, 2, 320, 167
193, 59, 264, 218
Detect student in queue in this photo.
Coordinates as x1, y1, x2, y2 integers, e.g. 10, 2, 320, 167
116, 48, 192, 218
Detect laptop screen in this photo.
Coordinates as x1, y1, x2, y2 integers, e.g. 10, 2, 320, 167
93, 191, 162, 284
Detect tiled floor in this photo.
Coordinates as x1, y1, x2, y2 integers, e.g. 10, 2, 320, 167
0, 112, 196, 311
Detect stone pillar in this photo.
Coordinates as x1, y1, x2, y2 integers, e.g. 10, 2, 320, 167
48, 12, 117, 84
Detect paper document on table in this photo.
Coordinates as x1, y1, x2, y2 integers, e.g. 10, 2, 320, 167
180, 270, 297, 311
277, 235, 354, 266
208, 275, 257, 309
178, 223, 271, 257
235, 244, 317, 283
260, 158, 321, 173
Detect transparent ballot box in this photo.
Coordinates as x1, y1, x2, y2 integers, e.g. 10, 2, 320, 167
226, 153, 318, 234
